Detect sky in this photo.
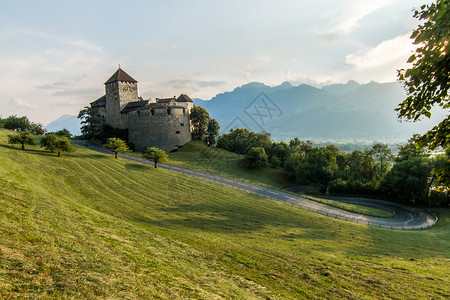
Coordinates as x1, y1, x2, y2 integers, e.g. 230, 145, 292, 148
0, 0, 429, 125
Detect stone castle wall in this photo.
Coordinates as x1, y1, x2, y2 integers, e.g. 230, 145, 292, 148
105, 81, 138, 128
127, 107, 191, 151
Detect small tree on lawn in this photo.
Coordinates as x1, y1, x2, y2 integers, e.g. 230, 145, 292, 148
7, 131, 35, 150
105, 137, 129, 158
40, 133, 59, 153
41, 133, 74, 156
142, 147, 168, 168
55, 136, 74, 157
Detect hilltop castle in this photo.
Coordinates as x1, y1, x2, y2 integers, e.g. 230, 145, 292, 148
90, 68, 193, 151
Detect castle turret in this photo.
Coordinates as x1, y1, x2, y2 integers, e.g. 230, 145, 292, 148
104, 68, 139, 128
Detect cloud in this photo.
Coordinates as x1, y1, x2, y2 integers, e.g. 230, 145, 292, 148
168, 78, 226, 90
8, 96, 38, 109
345, 33, 414, 69
322, 0, 394, 38
197, 80, 225, 88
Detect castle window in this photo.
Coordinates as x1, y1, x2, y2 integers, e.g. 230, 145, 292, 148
167, 108, 171, 115
180, 123, 184, 127
176, 131, 180, 134
151, 108, 155, 115
183, 108, 186, 115
137, 111, 140, 116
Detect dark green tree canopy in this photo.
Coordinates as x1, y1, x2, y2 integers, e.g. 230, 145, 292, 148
244, 147, 268, 169
78, 106, 103, 138
397, 0, 450, 149
190, 106, 210, 141
2, 115, 45, 135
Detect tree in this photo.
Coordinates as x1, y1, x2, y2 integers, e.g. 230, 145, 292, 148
142, 147, 168, 168
7, 131, 35, 150
40, 133, 74, 156
3, 115, 45, 135
55, 128, 73, 139
294, 147, 338, 193
368, 143, 394, 178
431, 149, 450, 206
105, 138, 129, 158
380, 157, 432, 205
396, 134, 427, 162
206, 118, 220, 146
40, 133, 59, 153
78, 106, 103, 138
244, 147, 268, 168
397, 0, 450, 149
190, 106, 210, 141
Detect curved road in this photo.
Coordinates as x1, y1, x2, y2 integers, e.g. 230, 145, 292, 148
76, 141, 437, 230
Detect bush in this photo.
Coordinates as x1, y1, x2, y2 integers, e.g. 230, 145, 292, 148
244, 147, 268, 168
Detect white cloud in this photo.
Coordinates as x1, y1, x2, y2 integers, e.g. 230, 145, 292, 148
345, 33, 414, 69
8, 96, 38, 109
323, 0, 395, 38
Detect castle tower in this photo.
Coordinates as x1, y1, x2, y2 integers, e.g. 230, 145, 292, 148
104, 68, 139, 128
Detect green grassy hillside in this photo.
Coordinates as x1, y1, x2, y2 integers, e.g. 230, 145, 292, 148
168, 141, 294, 188
1, 129, 449, 299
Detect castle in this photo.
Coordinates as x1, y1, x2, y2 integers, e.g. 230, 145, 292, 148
90, 68, 193, 151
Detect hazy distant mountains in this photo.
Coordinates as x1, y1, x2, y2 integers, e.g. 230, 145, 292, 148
47, 80, 445, 142
45, 115, 81, 136
194, 80, 445, 142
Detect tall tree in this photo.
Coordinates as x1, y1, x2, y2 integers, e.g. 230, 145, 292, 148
397, 0, 450, 149
7, 131, 35, 150
105, 138, 129, 158
206, 118, 220, 146
78, 106, 103, 138
190, 106, 210, 142
369, 143, 394, 178
295, 147, 338, 194
142, 147, 168, 168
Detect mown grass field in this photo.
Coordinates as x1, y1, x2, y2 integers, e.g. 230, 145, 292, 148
1, 129, 449, 299
168, 141, 295, 189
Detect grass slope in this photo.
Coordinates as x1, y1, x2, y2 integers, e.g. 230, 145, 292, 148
168, 141, 394, 217
1, 129, 449, 299
168, 141, 294, 188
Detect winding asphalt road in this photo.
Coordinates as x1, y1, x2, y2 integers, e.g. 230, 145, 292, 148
76, 141, 437, 230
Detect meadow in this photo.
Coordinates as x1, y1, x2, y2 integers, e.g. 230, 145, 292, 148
0, 129, 449, 298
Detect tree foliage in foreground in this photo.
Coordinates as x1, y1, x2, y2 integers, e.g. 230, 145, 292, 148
105, 138, 129, 158
397, 0, 450, 149
142, 147, 168, 168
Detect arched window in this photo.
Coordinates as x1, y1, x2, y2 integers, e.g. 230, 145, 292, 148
167, 108, 171, 115
151, 108, 155, 116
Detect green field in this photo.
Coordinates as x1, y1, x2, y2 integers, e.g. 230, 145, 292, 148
168, 141, 395, 218
1, 129, 449, 299
168, 141, 295, 188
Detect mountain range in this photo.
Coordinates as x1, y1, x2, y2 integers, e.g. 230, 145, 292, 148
46, 80, 445, 142
194, 80, 445, 142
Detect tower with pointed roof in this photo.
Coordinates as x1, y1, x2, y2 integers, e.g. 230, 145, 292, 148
104, 68, 139, 128
90, 67, 194, 151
